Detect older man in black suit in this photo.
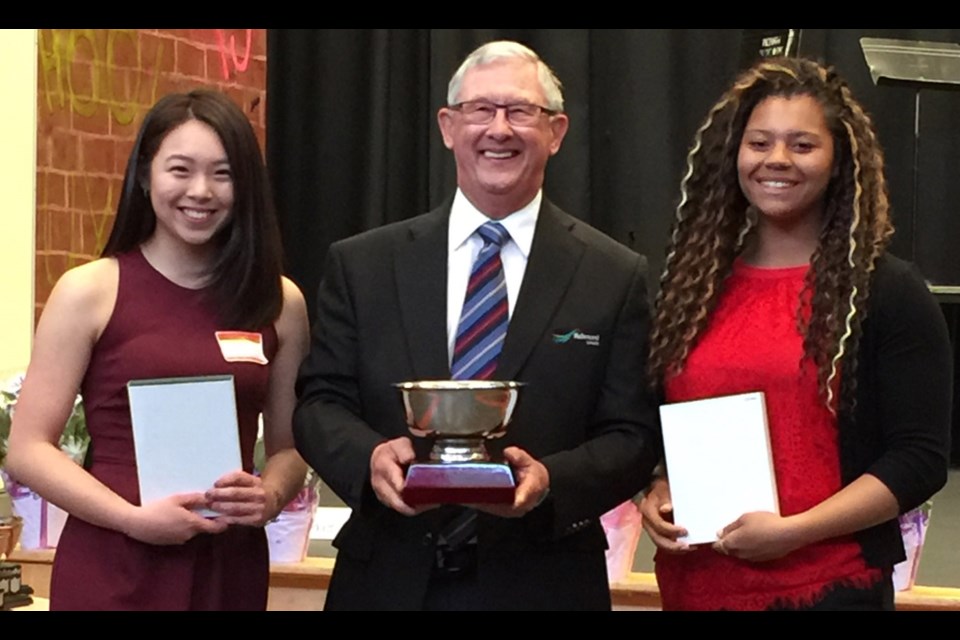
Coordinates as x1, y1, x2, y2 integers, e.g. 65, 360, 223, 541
293, 40, 660, 610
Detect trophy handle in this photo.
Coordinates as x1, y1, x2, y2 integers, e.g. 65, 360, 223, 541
503, 388, 520, 426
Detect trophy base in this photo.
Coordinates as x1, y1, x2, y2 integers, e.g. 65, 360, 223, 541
403, 462, 515, 506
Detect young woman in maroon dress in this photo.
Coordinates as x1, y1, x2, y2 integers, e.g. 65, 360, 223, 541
641, 58, 952, 610
6, 90, 309, 610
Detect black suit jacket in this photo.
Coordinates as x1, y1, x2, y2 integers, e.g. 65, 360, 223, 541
294, 198, 660, 610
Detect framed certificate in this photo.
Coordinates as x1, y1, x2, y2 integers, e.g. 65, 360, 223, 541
127, 375, 242, 516
659, 391, 779, 545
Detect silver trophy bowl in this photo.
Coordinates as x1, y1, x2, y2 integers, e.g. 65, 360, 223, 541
395, 380, 523, 463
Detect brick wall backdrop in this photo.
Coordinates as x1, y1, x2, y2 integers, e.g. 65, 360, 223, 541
35, 28, 267, 322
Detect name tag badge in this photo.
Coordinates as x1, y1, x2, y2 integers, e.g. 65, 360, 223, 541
215, 331, 269, 365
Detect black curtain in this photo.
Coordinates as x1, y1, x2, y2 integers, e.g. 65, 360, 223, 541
266, 29, 749, 314
267, 28, 960, 312
267, 29, 960, 460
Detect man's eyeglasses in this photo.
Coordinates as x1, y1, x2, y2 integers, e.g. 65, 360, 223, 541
450, 100, 558, 126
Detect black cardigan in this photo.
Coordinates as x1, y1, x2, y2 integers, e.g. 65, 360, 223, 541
840, 254, 953, 569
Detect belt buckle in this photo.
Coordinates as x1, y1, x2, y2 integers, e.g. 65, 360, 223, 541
434, 542, 477, 576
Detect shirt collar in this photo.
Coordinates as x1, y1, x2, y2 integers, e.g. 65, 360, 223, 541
448, 188, 541, 258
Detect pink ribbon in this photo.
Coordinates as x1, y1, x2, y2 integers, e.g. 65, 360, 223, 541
282, 487, 319, 513
3, 475, 32, 499
39, 495, 48, 548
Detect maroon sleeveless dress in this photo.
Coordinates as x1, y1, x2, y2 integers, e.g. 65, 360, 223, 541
50, 249, 279, 610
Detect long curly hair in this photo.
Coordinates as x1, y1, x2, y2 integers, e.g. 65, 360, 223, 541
648, 57, 894, 414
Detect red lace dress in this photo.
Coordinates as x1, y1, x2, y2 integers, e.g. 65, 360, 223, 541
655, 260, 882, 610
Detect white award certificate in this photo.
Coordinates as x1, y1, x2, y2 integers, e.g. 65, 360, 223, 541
659, 391, 779, 545
127, 375, 242, 517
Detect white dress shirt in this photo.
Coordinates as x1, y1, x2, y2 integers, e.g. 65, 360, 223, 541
446, 188, 541, 364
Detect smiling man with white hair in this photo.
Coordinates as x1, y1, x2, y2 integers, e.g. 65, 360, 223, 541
294, 40, 660, 610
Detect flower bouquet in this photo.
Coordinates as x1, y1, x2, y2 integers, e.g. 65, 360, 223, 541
253, 435, 320, 563
600, 497, 644, 583
0, 373, 89, 549
893, 500, 933, 591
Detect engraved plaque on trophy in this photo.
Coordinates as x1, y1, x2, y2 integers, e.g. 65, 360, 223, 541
395, 380, 523, 506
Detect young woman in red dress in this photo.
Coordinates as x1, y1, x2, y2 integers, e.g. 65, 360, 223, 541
7, 90, 309, 610
641, 58, 952, 611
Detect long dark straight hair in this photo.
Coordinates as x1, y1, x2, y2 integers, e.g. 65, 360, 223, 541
103, 89, 284, 330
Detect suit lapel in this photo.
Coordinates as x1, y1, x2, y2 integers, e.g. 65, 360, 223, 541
395, 204, 452, 380
496, 200, 584, 380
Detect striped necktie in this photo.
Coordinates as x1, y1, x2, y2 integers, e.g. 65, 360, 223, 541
451, 221, 510, 380
440, 222, 510, 557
